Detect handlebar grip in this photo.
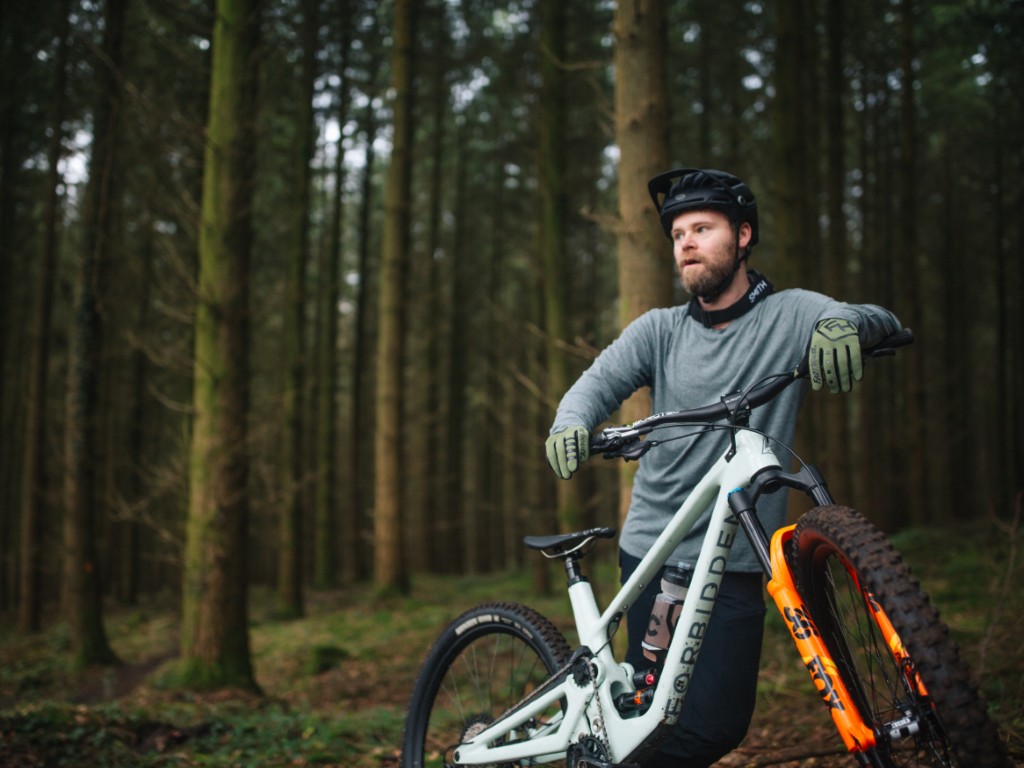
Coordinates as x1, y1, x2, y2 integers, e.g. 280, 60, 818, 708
797, 327, 914, 378
865, 328, 914, 356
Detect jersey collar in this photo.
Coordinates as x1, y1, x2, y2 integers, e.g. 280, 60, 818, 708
687, 270, 774, 328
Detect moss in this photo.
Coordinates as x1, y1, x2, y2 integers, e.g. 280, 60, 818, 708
303, 644, 350, 676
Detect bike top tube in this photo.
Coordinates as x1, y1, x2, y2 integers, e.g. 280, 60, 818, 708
589, 328, 914, 458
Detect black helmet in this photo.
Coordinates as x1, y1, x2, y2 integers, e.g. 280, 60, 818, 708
647, 168, 759, 246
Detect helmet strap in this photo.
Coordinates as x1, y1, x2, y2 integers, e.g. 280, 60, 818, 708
688, 269, 774, 328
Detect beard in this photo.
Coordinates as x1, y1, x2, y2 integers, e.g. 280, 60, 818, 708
679, 241, 740, 300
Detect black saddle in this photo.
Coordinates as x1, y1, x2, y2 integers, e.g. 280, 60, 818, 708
523, 527, 616, 558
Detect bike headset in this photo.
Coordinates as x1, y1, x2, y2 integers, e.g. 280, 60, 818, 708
647, 168, 760, 303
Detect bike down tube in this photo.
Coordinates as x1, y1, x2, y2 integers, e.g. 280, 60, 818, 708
766, 525, 877, 752
601, 431, 778, 761
593, 431, 762, 643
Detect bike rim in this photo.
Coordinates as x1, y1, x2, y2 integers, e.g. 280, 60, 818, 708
415, 628, 565, 768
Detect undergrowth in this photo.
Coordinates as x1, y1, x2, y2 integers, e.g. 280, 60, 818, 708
1, 522, 1020, 767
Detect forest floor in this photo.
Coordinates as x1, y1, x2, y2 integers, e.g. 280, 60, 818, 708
1, 522, 1022, 767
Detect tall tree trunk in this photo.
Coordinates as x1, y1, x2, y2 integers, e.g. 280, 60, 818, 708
19, 0, 70, 633
896, 0, 926, 525
613, 0, 671, 526
277, 0, 318, 619
771, 0, 812, 289
64, 0, 126, 668
484, 142, 507, 567
421, 5, 449, 574
314, 1, 351, 589
343, 10, 382, 585
0, 5, 36, 565
373, 0, 416, 594
538, 0, 581, 534
772, 0, 819, 521
993, 78, 1023, 516
444, 120, 469, 575
696, 1, 712, 160
525, 262, 551, 594
120, 232, 152, 606
822, 0, 851, 505
989, 84, 1011, 519
179, 0, 260, 690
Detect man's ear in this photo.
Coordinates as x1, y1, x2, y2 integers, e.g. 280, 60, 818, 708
738, 221, 753, 249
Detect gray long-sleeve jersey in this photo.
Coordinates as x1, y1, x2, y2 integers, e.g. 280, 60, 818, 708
551, 286, 901, 572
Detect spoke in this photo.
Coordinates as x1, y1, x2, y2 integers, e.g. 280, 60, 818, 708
821, 555, 959, 767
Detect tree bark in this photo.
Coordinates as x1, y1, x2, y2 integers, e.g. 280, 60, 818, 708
63, 0, 126, 668
771, 0, 812, 289
420, 3, 449, 574
373, 0, 416, 594
444, 119, 469, 575
822, 0, 851, 505
613, 0, 671, 526
178, 0, 260, 689
538, 0, 582, 534
343, 9, 382, 585
896, 0, 926, 525
277, 0, 318, 619
313, 0, 351, 589
19, 0, 70, 633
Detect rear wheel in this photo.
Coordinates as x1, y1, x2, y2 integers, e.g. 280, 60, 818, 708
788, 506, 1010, 767
401, 601, 572, 768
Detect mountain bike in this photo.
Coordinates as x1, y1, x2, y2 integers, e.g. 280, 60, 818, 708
401, 329, 1011, 768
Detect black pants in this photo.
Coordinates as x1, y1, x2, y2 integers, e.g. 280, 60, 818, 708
620, 550, 766, 768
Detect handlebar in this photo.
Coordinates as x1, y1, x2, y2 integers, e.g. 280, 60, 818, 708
590, 328, 914, 460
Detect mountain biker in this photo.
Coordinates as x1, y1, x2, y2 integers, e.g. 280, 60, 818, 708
544, 168, 902, 768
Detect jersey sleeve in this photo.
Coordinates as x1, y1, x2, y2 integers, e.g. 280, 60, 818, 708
549, 309, 665, 434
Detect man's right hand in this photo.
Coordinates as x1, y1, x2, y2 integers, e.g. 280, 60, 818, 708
545, 425, 590, 480
808, 317, 863, 393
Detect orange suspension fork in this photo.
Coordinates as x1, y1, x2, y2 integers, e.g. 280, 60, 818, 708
766, 525, 877, 753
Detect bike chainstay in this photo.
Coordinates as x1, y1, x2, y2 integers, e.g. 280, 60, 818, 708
464, 646, 598, 757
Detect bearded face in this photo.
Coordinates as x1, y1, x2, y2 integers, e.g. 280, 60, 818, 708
671, 210, 749, 300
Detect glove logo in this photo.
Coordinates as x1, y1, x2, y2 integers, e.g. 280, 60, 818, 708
815, 318, 857, 341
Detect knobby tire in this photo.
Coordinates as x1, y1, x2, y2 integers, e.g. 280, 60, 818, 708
788, 505, 1010, 768
401, 601, 572, 768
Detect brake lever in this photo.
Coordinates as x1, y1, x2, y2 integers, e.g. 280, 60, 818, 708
593, 426, 653, 461
619, 440, 654, 461
865, 348, 896, 359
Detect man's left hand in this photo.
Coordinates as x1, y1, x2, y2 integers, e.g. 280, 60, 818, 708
808, 318, 863, 393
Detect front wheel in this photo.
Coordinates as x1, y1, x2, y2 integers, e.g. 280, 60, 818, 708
401, 601, 573, 768
788, 506, 1010, 767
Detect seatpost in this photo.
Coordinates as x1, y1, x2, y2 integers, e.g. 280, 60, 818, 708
563, 555, 585, 586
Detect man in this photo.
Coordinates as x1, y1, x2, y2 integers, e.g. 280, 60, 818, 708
544, 168, 901, 768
